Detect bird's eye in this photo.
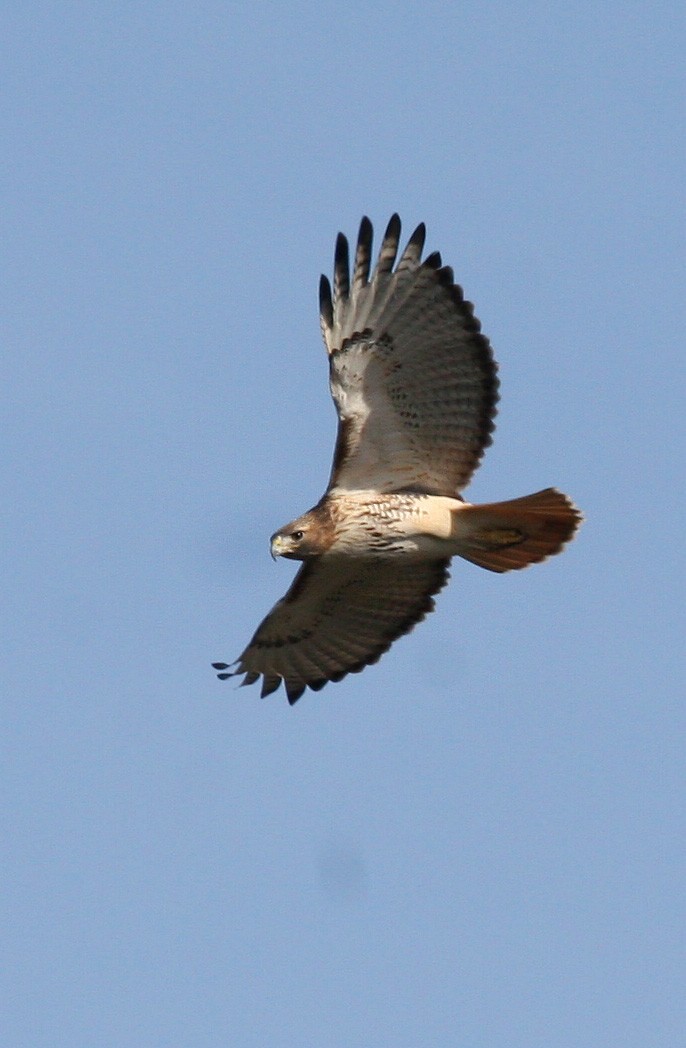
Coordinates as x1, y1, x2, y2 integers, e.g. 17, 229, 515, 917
291, 530, 304, 541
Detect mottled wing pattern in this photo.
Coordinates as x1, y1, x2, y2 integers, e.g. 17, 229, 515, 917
213, 556, 450, 704
319, 215, 499, 496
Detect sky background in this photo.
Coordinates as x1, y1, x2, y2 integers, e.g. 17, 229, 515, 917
3, 2, 685, 1045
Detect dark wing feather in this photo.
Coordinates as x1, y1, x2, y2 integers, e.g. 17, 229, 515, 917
352, 216, 373, 293
214, 556, 450, 704
320, 216, 499, 496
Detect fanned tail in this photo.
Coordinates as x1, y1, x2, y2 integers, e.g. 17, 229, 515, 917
454, 488, 582, 572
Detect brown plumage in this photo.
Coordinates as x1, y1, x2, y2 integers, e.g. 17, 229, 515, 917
213, 216, 582, 703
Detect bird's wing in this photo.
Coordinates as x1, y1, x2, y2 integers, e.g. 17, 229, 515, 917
213, 556, 450, 704
319, 215, 499, 496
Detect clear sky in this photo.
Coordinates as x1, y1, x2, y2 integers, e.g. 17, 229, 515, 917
3, 2, 685, 1046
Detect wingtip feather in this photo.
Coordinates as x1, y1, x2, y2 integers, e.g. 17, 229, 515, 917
397, 221, 426, 271
333, 232, 350, 303
319, 273, 333, 330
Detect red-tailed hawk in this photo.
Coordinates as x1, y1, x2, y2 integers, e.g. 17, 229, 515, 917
213, 215, 582, 703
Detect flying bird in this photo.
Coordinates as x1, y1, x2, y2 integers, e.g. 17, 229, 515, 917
213, 215, 582, 703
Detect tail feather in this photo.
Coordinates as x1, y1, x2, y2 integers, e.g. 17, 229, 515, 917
454, 488, 582, 573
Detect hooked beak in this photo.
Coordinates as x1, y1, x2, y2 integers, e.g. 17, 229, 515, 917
270, 533, 288, 560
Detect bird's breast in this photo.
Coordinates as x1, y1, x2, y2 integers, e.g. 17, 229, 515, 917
326, 492, 458, 558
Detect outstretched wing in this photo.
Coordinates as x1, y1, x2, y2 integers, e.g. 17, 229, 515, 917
213, 556, 450, 704
319, 215, 499, 496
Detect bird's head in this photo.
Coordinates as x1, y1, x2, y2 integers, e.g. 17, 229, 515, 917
270, 512, 326, 561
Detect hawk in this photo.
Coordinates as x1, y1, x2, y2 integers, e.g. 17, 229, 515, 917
213, 215, 581, 703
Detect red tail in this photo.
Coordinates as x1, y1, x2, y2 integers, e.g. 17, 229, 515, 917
455, 488, 582, 573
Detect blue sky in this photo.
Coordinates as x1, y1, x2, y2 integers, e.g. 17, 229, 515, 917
3, 2, 685, 1045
